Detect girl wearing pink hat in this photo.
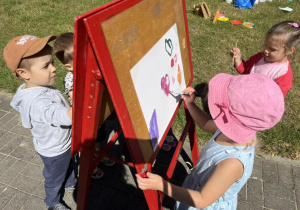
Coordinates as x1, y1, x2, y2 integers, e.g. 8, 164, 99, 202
136, 73, 284, 210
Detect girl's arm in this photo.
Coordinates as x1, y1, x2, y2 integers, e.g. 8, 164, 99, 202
136, 158, 243, 209
182, 87, 218, 134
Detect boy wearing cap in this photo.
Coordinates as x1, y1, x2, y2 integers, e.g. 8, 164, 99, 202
3, 35, 76, 210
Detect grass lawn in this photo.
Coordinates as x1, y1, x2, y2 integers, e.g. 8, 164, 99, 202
0, 0, 299, 159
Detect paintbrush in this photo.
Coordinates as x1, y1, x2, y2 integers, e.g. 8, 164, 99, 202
231, 40, 238, 72
170, 91, 201, 97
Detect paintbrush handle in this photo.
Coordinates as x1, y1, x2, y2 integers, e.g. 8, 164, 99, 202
182, 93, 202, 97
171, 91, 201, 97
232, 40, 238, 65
194, 93, 202, 97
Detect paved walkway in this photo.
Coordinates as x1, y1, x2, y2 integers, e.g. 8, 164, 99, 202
0, 91, 300, 210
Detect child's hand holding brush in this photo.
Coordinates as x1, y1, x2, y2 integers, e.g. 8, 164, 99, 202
230, 41, 241, 71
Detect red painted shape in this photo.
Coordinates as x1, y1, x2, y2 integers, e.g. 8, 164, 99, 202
171, 58, 174, 67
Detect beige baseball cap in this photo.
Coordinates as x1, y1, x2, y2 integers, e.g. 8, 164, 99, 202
3, 35, 56, 77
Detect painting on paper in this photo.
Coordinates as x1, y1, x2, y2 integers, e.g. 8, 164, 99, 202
130, 23, 186, 151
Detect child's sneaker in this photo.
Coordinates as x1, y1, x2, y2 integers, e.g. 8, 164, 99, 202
91, 167, 104, 179
47, 203, 69, 210
101, 157, 116, 166
64, 180, 77, 191
65, 185, 76, 191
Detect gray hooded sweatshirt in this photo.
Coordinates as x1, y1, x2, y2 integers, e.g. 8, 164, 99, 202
10, 84, 72, 157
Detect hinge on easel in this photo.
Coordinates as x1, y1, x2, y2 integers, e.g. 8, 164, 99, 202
92, 69, 103, 80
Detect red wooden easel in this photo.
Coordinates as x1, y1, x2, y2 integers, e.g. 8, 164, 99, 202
71, 0, 199, 209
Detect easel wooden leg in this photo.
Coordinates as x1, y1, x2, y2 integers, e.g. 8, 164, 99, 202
184, 103, 199, 167
76, 147, 94, 210
143, 189, 163, 210
188, 120, 199, 167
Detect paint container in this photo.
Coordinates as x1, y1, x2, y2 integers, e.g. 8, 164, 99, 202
193, 7, 200, 15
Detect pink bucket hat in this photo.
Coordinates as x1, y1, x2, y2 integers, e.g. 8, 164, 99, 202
208, 73, 284, 143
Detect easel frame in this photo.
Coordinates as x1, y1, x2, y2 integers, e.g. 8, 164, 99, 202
72, 0, 200, 209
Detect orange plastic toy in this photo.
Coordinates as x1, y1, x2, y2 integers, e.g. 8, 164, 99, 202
213, 9, 220, 23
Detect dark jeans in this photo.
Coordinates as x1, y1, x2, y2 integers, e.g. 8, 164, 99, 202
39, 149, 77, 207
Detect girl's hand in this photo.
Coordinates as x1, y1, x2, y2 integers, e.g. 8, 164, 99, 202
230, 47, 241, 59
182, 87, 196, 104
69, 90, 73, 101
230, 47, 242, 67
135, 172, 164, 191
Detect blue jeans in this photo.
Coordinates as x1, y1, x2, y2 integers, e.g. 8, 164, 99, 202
39, 149, 77, 207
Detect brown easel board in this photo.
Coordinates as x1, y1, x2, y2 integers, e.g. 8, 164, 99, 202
83, 0, 193, 162
72, 0, 198, 209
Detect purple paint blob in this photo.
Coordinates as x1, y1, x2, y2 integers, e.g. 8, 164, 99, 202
160, 74, 170, 96
149, 109, 159, 149
161, 77, 166, 90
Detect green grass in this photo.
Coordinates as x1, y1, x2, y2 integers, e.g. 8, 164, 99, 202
0, 0, 299, 159
179, 0, 300, 160
0, 0, 112, 92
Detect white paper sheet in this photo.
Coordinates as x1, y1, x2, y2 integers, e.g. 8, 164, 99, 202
130, 24, 186, 151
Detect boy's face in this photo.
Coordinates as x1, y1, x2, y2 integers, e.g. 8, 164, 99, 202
18, 47, 56, 88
